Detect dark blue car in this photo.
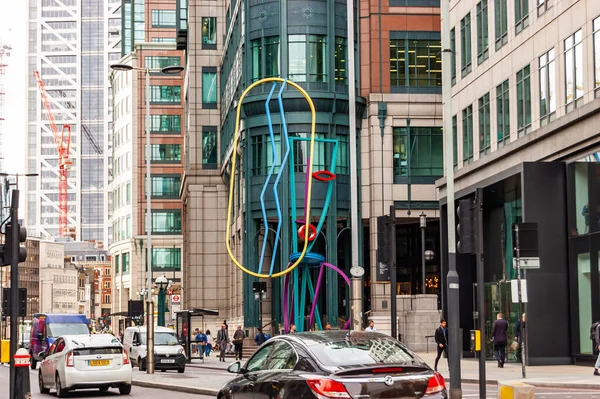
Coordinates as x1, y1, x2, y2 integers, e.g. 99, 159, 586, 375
29, 313, 89, 369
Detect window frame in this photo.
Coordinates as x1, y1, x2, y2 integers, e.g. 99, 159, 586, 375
150, 114, 181, 134
201, 17, 217, 49
537, 0, 552, 17
392, 126, 444, 183
460, 13, 472, 77
516, 64, 532, 136
593, 17, 600, 97
151, 9, 177, 28
539, 48, 556, 125
564, 30, 584, 112
150, 144, 182, 163
515, 0, 529, 35
389, 32, 442, 92
150, 86, 181, 104
494, 0, 508, 50
151, 248, 182, 271
146, 210, 183, 235
476, 0, 489, 65
202, 127, 218, 169
149, 174, 182, 199
496, 79, 510, 147
452, 115, 458, 168
202, 67, 218, 109
478, 93, 491, 155
450, 28, 457, 85
288, 34, 328, 83
462, 105, 474, 164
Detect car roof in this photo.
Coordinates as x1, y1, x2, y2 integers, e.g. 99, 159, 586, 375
60, 334, 122, 347
125, 326, 175, 333
276, 330, 395, 346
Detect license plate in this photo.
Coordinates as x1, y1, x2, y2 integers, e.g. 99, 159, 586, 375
161, 359, 175, 363
89, 360, 110, 367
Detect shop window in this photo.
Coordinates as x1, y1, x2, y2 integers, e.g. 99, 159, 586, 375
578, 252, 592, 354
573, 163, 589, 235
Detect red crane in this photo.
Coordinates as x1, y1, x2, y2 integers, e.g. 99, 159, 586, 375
34, 70, 72, 237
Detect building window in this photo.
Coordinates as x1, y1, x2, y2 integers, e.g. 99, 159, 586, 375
494, 0, 508, 50
251, 135, 263, 176
539, 48, 556, 125
146, 210, 182, 234
150, 175, 181, 198
122, 252, 129, 273
202, 69, 217, 107
452, 116, 458, 168
202, 17, 216, 47
476, 1, 489, 64
151, 37, 176, 43
151, 144, 182, 163
288, 34, 327, 83
516, 65, 532, 136
251, 36, 280, 82
151, 10, 176, 28
515, 0, 529, 34
334, 37, 347, 85
390, 35, 442, 90
392, 127, 443, 181
496, 79, 510, 146
150, 86, 181, 103
104, 282, 111, 289
460, 13, 472, 77
202, 128, 218, 169
578, 252, 592, 354
478, 93, 491, 155
594, 18, 600, 96
150, 115, 181, 133
115, 254, 120, 274
145, 56, 181, 70
104, 294, 110, 304
537, 0, 551, 16
450, 28, 456, 85
462, 105, 474, 164
565, 30, 583, 111
152, 248, 181, 271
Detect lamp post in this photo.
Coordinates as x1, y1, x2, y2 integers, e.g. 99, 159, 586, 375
420, 212, 427, 294
155, 275, 168, 327
110, 63, 183, 374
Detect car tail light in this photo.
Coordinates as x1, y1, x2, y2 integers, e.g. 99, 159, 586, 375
307, 379, 351, 398
425, 372, 446, 395
65, 351, 74, 367
123, 349, 130, 365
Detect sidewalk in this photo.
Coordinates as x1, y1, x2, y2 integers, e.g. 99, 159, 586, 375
131, 351, 600, 395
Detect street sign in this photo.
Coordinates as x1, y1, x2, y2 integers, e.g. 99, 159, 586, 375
171, 295, 181, 303
511, 279, 528, 303
512, 257, 540, 269
350, 266, 364, 277
376, 261, 390, 282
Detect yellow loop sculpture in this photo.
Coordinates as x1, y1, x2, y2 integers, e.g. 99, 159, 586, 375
225, 77, 317, 278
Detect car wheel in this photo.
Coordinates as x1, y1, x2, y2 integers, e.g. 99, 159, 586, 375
177, 367, 185, 374
99, 387, 109, 392
38, 370, 49, 394
138, 358, 146, 371
55, 373, 67, 398
30, 356, 37, 370
119, 384, 131, 395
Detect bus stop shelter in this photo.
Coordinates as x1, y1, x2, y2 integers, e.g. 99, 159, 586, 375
175, 308, 219, 363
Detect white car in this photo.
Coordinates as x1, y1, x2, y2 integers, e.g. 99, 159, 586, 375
38, 334, 132, 397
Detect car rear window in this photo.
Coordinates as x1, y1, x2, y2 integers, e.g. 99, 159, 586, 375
308, 337, 419, 367
73, 347, 122, 356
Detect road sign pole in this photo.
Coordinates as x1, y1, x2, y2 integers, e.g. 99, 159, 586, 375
9, 189, 19, 399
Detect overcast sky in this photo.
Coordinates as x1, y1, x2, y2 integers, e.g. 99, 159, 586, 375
0, 0, 27, 175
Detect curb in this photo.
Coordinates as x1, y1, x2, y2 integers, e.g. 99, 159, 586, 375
187, 363, 230, 372
132, 379, 220, 396
461, 378, 600, 390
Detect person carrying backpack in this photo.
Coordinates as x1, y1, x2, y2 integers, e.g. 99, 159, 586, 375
592, 321, 600, 375
255, 327, 266, 346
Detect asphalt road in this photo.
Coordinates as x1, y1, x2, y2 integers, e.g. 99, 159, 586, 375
0, 365, 214, 399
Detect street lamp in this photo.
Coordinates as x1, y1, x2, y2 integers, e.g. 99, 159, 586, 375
110, 63, 183, 374
420, 212, 427, 294
155, 275, 168, 327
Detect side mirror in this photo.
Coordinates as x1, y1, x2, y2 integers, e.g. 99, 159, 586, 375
227, 361, 242, 374
38, 351, 46, 360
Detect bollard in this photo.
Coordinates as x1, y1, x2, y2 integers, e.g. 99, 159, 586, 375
13, 347, 31, 399
498, 381, 534, 399
1, 340, 9, 364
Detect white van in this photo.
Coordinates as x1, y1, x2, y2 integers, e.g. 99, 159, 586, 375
122, 326, 186, 373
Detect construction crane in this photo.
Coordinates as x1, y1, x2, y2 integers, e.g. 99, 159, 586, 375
34, 70, 72, 237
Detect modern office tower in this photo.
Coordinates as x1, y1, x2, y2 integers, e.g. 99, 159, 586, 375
26, 0, 122, 242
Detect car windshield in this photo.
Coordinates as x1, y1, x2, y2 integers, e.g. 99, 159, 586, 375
140, 332, 179, 346
46, 323, 89, 337
308, 337, 419, 367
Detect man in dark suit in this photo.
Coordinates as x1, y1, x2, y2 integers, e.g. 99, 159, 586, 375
491, 313, 509, 367
433, 319, 448, 372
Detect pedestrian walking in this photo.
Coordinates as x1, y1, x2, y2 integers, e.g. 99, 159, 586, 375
205, 329, 213, 357
491, 313, 509, 368
365, 320, 376, 331
592, 320, 600, 375
433, 319, 448, 372
233, 325, 245, 361
217, 324, 229, 362
255, 327, 267, 346
514, 313, 526, 363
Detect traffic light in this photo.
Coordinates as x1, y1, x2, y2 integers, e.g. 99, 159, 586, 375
5, 222, 27, 264
457, 198, 477, 254
0, 244, 7, 266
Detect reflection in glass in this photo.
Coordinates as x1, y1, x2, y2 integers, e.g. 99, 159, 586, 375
578, 252, 591, 354
202, 131, 218, 168
574, 163, 589, 235
309, 35, 327, 82
334, 37, 347, 84
152, 248, 181, 270
202, 17, 216, 45
202, 72, 217, 103
289, 35, 307, 82
393, 127, 443, 177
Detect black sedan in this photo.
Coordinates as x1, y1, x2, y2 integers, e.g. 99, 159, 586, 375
218, 330, 447, 399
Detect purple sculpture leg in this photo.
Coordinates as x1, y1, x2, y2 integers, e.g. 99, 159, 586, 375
283, 273, 290, 332
308, 262, 353, 330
